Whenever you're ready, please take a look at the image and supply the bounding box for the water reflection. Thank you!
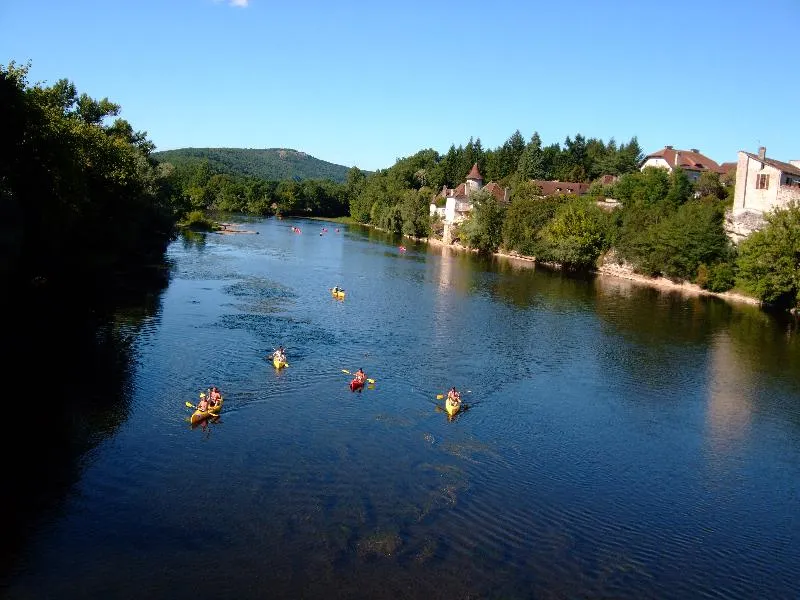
[180,229,208,250]
[1,263,170,583]
[705,331,753,456]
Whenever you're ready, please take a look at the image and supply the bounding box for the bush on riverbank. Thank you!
[736,201,800,309]
[178,210,218,232]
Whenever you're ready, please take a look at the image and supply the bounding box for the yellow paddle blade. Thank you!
[436,394,444,400]
[341,369,351,375]
[367,378,376,384]
[185,401,196,409]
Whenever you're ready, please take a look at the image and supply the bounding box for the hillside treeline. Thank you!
[163,157,349,217]
[152,148,350,183]
[1,62,176,291]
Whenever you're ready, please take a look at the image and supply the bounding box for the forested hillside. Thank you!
[152,147,352,183]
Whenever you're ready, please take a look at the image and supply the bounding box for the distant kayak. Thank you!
[350,378,365,392]
[273,356,288,369]
[331,289,345,299]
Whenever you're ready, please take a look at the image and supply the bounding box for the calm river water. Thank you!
[3,216,800,599]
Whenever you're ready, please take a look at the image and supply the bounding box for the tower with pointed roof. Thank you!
[465,163,483,194]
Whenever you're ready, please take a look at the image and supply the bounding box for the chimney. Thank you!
[665,145,673,150]
[675,151,680,167]
[758,146,766,160]
[690,148,699,153]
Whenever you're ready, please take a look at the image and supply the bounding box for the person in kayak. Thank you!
[447,387,461,404]
[209,386,222,407]
[197,392,210,412]
[355,368,366,384]
[271,346,286,363]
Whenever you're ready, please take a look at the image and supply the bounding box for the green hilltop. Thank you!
[151,147,353,183]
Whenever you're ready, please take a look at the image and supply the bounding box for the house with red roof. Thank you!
[430,163,509,224]
[530,180,590,196]
[640,146,726,182]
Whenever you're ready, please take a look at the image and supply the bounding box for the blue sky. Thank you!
[2,0,798,172]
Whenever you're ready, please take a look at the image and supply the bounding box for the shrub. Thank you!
[696,262,735,292]
[181,210,216,231]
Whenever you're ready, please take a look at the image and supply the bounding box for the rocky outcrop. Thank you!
[725,209,765,244]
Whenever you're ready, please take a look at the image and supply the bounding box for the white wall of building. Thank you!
[733,151,800,215]
[733,152,779,214]
[640,157,672,172]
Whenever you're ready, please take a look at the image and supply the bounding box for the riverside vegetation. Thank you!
[3,61,798,311]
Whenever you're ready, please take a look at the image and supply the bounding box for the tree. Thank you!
[0,61,176,286]
[502,190,563,257]
[650,199,731,281]
[612,167,671,208]
[517,132,545,180]
[538,198,607,269]
[400,187,431,238]
[617,137,643,173]
[664,167,693,209]
[346,166,366,198]
[461,189,506,254]
[736,201,800,307]
[695,170,726,200]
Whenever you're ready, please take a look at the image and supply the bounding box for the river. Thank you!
[3,216,799,599]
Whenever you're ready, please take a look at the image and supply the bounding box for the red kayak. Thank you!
[350,378,365,392]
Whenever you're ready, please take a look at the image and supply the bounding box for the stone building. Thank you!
[726,147,800,242]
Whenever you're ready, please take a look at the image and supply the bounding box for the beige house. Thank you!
[430,163,508,225]
[732,147,800,214]
[725,147,800,242]
[640,146,725,182]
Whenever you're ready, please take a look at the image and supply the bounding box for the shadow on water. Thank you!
[0,261,172,584]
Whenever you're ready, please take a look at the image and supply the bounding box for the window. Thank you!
[756,174,770,189]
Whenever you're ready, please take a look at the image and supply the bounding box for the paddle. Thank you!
[185,400,222,410]
[341,369,375,384]
[437,390,471,400]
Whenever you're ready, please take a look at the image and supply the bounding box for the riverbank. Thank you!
[423,235,762,307]
[303,217,763,308]
[216,222,259,235]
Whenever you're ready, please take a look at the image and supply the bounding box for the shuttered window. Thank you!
[756,174,770,189]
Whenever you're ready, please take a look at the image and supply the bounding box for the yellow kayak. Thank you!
[273,356,288,369]
[445,397,461,417]
[190,397,223,425]
[331,289,345,299]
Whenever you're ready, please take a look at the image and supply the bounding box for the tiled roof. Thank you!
[466,163,483,181]
[452,183,467,199]
[531,180,590,196]
[719,162,737,175]
[482,181,509,203]
[741,152,800,177]
[644,147,722,173]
